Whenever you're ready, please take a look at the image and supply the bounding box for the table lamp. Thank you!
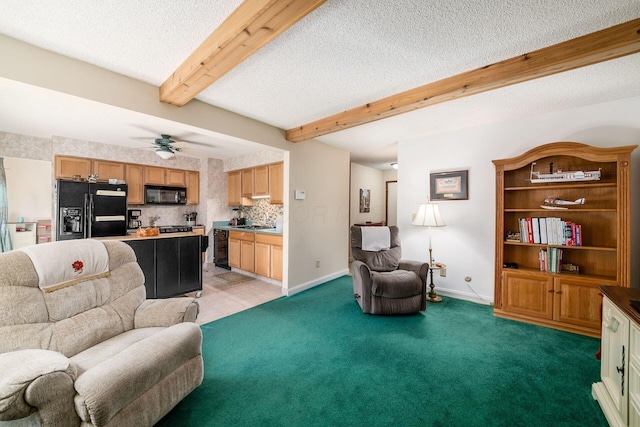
[411,202,446,266]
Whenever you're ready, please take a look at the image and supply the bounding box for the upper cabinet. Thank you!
[241,168,254,198]
[93,160,125,181]
[186,171,199,205]
[54,156,94,180]
[269,162,284,204]
[144,166,166,185]
[166,169,186,186]
[126,164,144,205]
[227,162,284,206]
[55,155,201,206]
[55,156,126,181]
[253,165,269,197]
[227,170,253,207]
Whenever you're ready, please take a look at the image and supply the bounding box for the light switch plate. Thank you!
[294,190,306,200]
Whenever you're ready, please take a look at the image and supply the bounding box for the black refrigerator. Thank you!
[57,180,128,240]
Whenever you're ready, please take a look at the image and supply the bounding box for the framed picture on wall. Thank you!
[359,188,370,212]
[430,170,468,200]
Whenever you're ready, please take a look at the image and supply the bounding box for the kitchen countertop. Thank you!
[94,231,202,241]
[212,222,282,236]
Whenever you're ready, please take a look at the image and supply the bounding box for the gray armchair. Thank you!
[351,226,428,314]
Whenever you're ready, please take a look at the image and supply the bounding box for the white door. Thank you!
[386,181,397,226]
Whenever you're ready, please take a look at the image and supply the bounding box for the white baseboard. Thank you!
[286,269,350,296]
[436,287,494,306]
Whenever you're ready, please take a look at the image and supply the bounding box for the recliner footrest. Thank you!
[370,270,422,298]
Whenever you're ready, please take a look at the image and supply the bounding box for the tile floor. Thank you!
[186,264,284,325]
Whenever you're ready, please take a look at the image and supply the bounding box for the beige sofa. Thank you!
[0,239,204,427]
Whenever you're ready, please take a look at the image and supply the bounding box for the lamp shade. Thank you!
[411,203,445,227]
[156,149,175,160]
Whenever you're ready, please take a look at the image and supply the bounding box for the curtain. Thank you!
[0,157,12,252]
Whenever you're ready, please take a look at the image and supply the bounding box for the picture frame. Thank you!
[359,188,370,212]
[430,170,468,200]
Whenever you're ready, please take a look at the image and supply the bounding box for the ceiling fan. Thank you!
[136,133,210,159]
[152,134,183,159]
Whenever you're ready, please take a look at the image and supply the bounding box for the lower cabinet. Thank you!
[255,233,283,281]
[124,235,202,298]
[593,287,640,427]
[229,231,254,272]
[229,231,283,280]
[498,270,611,336]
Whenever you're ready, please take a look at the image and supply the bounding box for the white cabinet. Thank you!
[7,222,37,250]
[593,289,640,427]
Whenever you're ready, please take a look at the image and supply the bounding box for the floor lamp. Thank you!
[411,202,446,266]
[412,202,446,302]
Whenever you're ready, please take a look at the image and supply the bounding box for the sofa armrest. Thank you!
[134,297,200,328]
[352,260,373,312]
[399,260,429,282]
[0,349,77,425]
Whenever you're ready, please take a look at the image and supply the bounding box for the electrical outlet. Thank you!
[316,259,320,268]
[439,268,446,277]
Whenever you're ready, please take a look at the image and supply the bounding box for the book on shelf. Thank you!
[515,217,582,246]
[532,217,541,244]
[540,247,563,273]
[539,218,548,244]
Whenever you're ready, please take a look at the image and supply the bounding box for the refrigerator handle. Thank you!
[87,193,94,239]
[83,193,88,239]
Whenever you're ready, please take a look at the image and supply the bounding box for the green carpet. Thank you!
[157,276,607,426]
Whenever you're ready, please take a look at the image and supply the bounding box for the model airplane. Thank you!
[541,197,586,210]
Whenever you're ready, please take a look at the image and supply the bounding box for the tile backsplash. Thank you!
[238,198,284,226]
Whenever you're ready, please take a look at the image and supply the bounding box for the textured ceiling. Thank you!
[1,0,640,169]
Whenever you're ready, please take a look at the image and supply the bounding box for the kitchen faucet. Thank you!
[263,212,270,227]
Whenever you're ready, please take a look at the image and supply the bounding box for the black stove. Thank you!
[158,225,193,234]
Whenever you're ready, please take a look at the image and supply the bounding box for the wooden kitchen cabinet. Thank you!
[227,170,253,206]
[93,160,125,181]
[166,168,186,186]
[186,170,199,205]
[227,170,242,206]
[253,165,269,197]
[269,162,284,204]
[493,142,636,337]
[144,166,166,185]
[255,233,283,280]
[242,168,254,197]
[240,240,255,272]
[126,164,144,204]
[229,231,255,272]
[55,155,93,179]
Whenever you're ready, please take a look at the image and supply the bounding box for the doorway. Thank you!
[385,180,397,226]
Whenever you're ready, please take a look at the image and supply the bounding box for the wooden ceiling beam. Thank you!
[160,0,326,107]
[286,18,640,143]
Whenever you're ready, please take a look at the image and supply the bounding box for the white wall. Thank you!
[350,163,385,225]
[3,157,51,222]
[398,95,640,304]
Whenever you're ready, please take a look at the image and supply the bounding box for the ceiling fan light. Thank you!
[156,149,175,159]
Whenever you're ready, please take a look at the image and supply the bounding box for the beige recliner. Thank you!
[0,239,203,427]
[351,225,428,314]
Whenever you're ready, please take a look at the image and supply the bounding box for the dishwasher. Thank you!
[213,228,231,270]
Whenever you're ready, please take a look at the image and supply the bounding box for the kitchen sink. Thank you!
[233,225,273,230]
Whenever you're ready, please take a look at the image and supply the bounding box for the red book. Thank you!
[526,217,534,244]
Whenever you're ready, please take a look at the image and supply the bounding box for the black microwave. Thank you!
[144,185,187,205]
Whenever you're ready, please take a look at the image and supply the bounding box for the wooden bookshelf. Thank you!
[492,142,636,337]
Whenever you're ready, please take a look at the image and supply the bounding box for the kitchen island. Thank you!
[96,231,203,298]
